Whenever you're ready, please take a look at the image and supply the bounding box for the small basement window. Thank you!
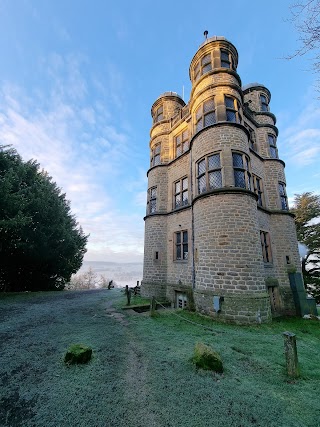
[176,292,188,309]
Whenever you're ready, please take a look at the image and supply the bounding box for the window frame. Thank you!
[253,174,264,207]
[232,152,252,190]
[225,95,241,123]
[147,186,157,214]
[260,230,272,263]
[197,153,222,195]
[195,98,216,132]
[260,94,269,112]
[174,230,189,261]
[173,177,188,209]
[244,123,257,151]
[220,49,232,69]
[268,134,278,159]
[175,129,189,158]
[194,61,200,81]
[201,53,212,74]
[154,105,163,123]
[279,182,289,210]
[194,53,213,81]
[151,143,161,167]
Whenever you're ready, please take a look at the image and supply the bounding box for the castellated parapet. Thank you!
[141,36,301,323]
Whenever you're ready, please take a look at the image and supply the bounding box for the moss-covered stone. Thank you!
[64,344,92,364]
[192,342,223,372]
[265,277,279,287]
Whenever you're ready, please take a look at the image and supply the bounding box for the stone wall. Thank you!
[142,36,300,324]
[194,289,271,324]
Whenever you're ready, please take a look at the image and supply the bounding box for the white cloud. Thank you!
[0,53,145,263]
[281,102,320,167]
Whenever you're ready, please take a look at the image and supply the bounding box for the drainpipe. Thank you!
[190,140,196,290]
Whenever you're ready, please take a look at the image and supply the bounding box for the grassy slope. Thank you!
[0,289,319,427]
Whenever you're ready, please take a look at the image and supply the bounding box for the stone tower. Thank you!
[141,36,302,323]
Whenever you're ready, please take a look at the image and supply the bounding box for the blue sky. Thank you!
[0,0,319,262]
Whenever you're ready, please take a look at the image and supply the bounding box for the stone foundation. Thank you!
[166,282,192,301]
[194,289,271,324]
[140,280,167,300]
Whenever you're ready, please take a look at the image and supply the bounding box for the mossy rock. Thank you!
[64,344,92,364]
[192,342,223,372]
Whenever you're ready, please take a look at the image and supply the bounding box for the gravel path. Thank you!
[0,289,157,427]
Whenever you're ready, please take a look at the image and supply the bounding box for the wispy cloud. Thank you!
[284,128,320,166]
[281,104,320,165]
[279,99,320,196]
[0,52,145,263]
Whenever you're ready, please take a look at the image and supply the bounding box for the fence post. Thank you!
[283,331,299,378]
[150,296,156,316]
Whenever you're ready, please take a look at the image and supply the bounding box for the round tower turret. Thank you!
[151,92,185,129]
[150,92,185,166]
[242,83,275,125]
[142,34,300,323]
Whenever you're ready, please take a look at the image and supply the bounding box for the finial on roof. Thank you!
[204,30,208,40]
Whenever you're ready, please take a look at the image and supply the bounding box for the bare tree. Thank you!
[82,267,97,289]
[287,1,320,73]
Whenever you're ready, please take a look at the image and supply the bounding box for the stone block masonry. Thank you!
[141,35,301,324]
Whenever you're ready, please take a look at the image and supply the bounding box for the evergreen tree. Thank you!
[0,146,88,291]
[292,192,320,302]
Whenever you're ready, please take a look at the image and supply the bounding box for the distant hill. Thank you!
[79,261,143,287]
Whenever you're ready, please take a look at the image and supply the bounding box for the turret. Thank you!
[141,34,302,323]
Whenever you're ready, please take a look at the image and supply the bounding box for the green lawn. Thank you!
[0,289,319,427]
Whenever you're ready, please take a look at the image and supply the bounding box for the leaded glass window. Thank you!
[195,99,216,132]
[175,129,189,158]
[197,153,222,194]
[260,231,272,263]
[253,175,263,207]
[193,53,213,82]
[174,177,188,209]
[147,187,157,214]
[194,62,200,81]
[244,123,256,151]
[175,230,188,261]
[268,134,278,159]
[154,105,163,123]
[279,182,288,210]
[221,49,231,68]
[260,94,268,112]
[232,152,251,190]
[201,54,212,74]
[151,143,161,166]
[225,96,240,123]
